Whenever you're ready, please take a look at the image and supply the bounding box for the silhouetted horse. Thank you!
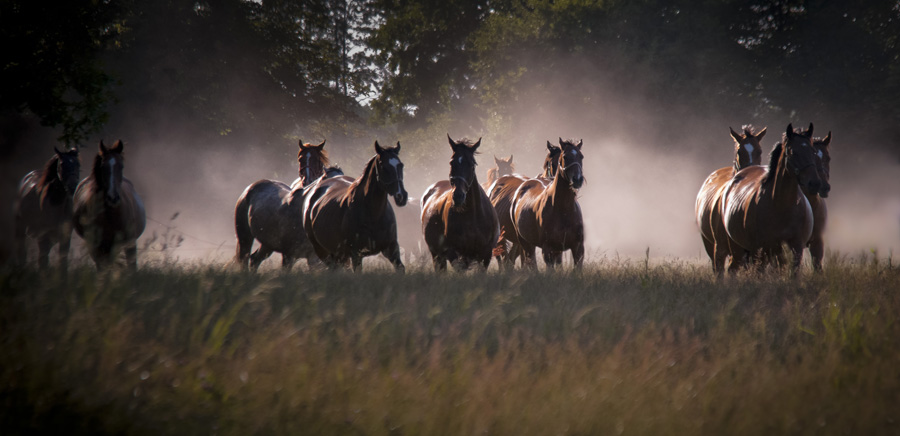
[488,141,562,269]
[695,126,766,274]
[421,135,500,271]
[510,138,585,269]
[234,140,329,270]
[304,141,408,271]
[806,131,832,270]
[15,147,81,270]
[73,140,146,270]
[290,139,328,189]
[722,123,825,271]
[483,155,515,190]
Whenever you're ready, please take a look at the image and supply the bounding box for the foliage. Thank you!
[2,257,899,434]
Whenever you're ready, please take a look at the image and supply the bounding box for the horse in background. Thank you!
[15,147,81,270]
[722,123,825,271]
[695,125,766,274]
[806,131,832,270]
[488,141,562,269]
[290,139,328,189]
[510,138,585,269]
[73,140,146,270]
[421,135,499,271]
[484,155,515,190]
[304,141,408,271]
[234,139,329,270]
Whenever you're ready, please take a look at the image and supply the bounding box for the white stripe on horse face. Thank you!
[457,156,464,164]
[107,157,117,197]
[743,143,755,163]
[817,150,823,159]
[388,157,400,169]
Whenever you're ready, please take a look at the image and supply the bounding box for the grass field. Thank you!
[2,254,899,435]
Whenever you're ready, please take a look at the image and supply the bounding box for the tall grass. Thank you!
[1,256,899,435]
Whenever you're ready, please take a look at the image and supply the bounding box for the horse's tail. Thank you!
[234,187,254,268]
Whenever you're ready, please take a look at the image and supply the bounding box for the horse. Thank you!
[721,123,825,271]
[488,141,562,269]
[72,140,146,270]
[510,138,585,269]
[233,139,329,270]
[15,147,81,270]
[303,141,408,272]
[290,139,328,189]
[421,135,500,271]
[483,155,515,190]
[695,125,766,274]
[806,132,832,270]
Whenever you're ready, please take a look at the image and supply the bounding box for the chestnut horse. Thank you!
[721,123,825,271]
[304,141,408,272]
[421,135,499,271]
[15,147,81,270]
[234,140,329,270]
[488,141,562,269]
[806,132,832,270]
[73,140,146,270]
[483,155,515,190]
[510,138,585,269]
[695,126,766,274]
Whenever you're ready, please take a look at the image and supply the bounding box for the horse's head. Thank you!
[782,123,824,196]
[729,125,766,171]
[448,134,480,207]
[493,155,515,177]
[323,164,344,179]
[297,139,328,187]
[812,132,832,198]
[95,140,126,206]
[54,146,81,194]
[374,140,408,206]
[557,138,584,190]
[542,141,562,178]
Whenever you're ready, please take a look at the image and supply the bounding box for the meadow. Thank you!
[2,254,899,435]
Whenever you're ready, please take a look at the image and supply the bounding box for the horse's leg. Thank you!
[59,226,72,275]
[808,236,825,272]
[383,242,405,273]
[37,238,51,270]
[125,243,138,271]
[15,218,26,266]
[431,252,448,273]
[234,196,254,268]
[520,242,537,270]
[701,235,717,272]
[350,254,363,272]
[249,245,274,270]
[572,242,585,269]
[281,254,295,271]
[541,250,558,269]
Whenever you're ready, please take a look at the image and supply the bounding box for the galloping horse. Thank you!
[510,138,585,269]
[234,139,329,270]
[421,135,499,271]
[15,147,81,270]
[695,126,766,273]
[304,141,408,272]
[721,124,825,271]
[483,155,515,190]
[488,141,562,269]
[73,140,146,270]
[806,132,832,270]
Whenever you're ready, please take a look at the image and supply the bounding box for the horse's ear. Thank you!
[374,140,384,154]
[547,141,554,152]
[447,134,456,150]
[395,141,401,153]
[507,154,513,163]
[576,139,583,149]
[729,127,742,143]
[54,146,63,156]
[806,122,814,137]
[821,131,832,147]
[472,137,481,150]
[99,140,108,154]
[785,123,794,138]
[111,140,124,153]
[317,139,326,149]
[756,127,767,141]
[558,137,565,147]
[494,155,501,165]
[298,139,305,149]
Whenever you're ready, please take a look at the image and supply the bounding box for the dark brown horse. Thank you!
[483,155,515,190]
[722,123,825,271]
[73,140,146,270]
[15,147,81,270]
[806,132,832,270]
[421,135,500,271]
[488,141,562,269]
[304,141,408,271]
[695,126,766,273]
[234,140,329,270]
[510,138,585,269]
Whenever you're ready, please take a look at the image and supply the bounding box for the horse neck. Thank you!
[465,174,487,212]
[546,170,577,209]
[764,150,802,208]
[350,157,388,216]
[38,157,67,204]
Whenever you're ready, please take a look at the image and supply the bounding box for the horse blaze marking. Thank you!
[388,157,400,169]
[817,150,823,159]
[743,143,755,163]
[458,156,464,163]
[107,158,117,197]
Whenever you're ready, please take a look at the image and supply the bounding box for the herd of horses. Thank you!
[14,123,832,274]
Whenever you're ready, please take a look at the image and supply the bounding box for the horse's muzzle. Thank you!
[571,175,584,190]
[817,181,831,198]
[452,189,467,207]
[394,190,408,207]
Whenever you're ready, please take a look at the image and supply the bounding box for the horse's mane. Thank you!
[37,154,60,190]
[346,155,379,200]
[763,142,783,185]
[559,138,580,147]
[741,125,759,136]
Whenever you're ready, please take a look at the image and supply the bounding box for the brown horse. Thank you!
[73,140,146,270]
[290,139,329,189]
[483,155,515,190]
[695,126,766,273]
[510,138,585,269]
[234,139,329,270]
[421,135,500,271]
[15,147,81,270]
[304,141,408,272]
[806,132,832,270]
[488,141,562,269]
[722,123,825,271]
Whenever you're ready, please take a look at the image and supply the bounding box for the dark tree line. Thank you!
[2,0,899,155]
